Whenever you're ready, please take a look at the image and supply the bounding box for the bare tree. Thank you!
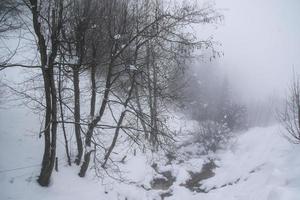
[84,0,222,174]
[61,0,96,166]
[25,0,64,186]
[1,0,222,184]
[79,0,133,177]
[57,64,72,166]
[279,75,300,144]
[195,120,231,154]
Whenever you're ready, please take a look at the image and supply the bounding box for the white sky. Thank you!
[200,0,300,102]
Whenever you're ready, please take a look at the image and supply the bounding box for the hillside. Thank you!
[1,105,299,200]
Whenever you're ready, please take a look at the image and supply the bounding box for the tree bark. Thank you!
[90,54,96,118]
[58,65,71,166]
[38,69,53,186]
[29,0,62,186]
[79,60,113,177]
[73,67,83,165]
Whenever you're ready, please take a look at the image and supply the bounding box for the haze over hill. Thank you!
[202,0,300,102]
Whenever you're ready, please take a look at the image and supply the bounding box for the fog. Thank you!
[198,0,300,102]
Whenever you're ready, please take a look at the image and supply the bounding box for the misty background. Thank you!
[182,0,300,127]
[214,0,300,101]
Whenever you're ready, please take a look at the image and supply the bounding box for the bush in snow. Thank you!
[193,120,231,154]
[279,75,300,144]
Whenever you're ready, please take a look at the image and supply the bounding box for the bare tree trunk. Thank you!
[72,0,94,165]
[90,47,97,118]
[38,66,58,186]
[58,65,71,166]
[78,48,97,176]
[73,67,83,165]
[152,53,158,148]
[132,36,148,139]
[146,46,155,146]
[90,64,96,118]
[79,61,113,177]
[102,73,136,168]
[29,0,63,186]
[49,65,58,177]
[134,83,148,138]
[38,70,53,186]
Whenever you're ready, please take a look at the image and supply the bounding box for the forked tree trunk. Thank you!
[79,61,113,177]
[102,73,136,168]
[29,0,62,186]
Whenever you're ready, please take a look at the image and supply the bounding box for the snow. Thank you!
[169,125,300,200]
[129,65,138,71]
[114,34,121,40]
[1,103,300,200]
[173,168,190,185]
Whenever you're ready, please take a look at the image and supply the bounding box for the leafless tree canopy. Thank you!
[0,0,23,34]
[1,0,223,186]
[279,75,300,144]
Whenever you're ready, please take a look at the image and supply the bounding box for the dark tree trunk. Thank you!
[55,157,58,172]
[102,74,135,168]
[78,49,97,176]
[152,59,158,147]
[58,65,71,166]
[146,47,155,145]
[132,43,148,139]
[38,67,58,186]
[90,62,96,118]
[79,61,114,177]
[38,70,53,186]
[29,0,63,186]
[73,67,83,165]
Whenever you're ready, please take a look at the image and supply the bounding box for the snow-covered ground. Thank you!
[171,126,300,200]
[1,103,300,200]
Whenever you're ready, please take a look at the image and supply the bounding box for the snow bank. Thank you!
[169,125,300,200]
[1,102,300,200]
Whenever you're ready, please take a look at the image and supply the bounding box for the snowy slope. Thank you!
[169,126,300,200]
[1,101,300,200]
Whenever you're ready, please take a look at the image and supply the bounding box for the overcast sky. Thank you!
[2,0,300,103]
[200,0,300,102]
